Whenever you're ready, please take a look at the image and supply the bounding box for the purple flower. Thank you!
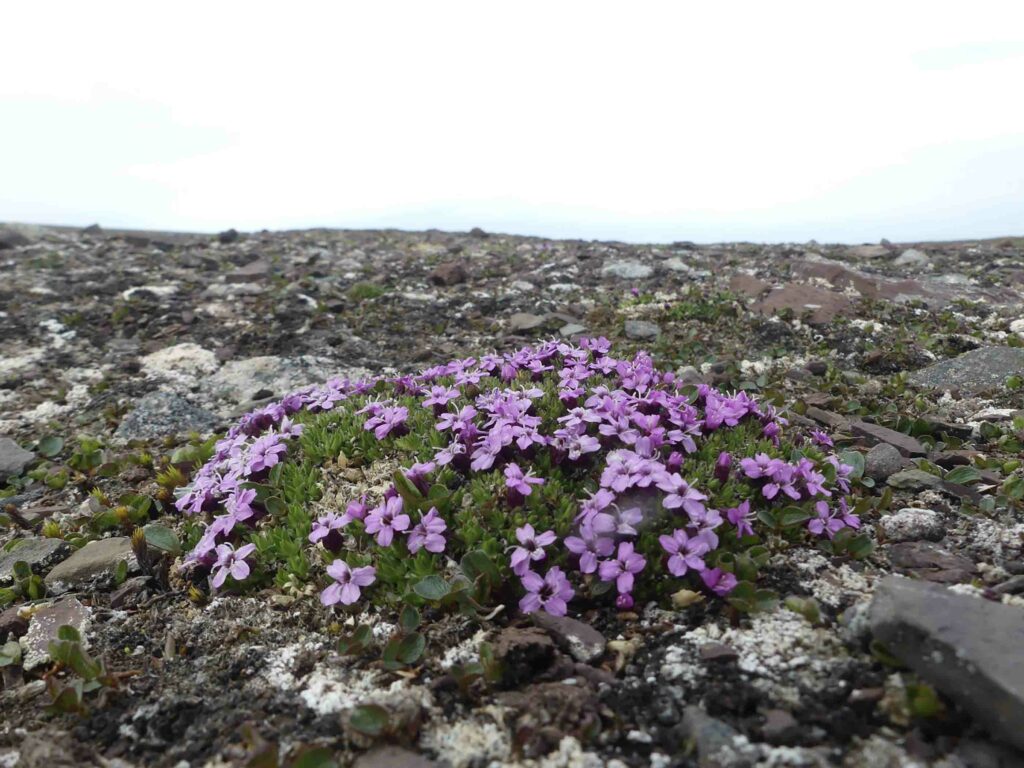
[504,463,545,497]
[701,567,738,596]
[247,434,287,474]
[309,510,349,550]
[519,566,575,616]
[837,497,861,529]
[364,405,409,440]
[739,453,776,479]
[658,529,710,577]
[808,500,845,539]
[659,474,709,519]
[341,497,369,523]
[810,429,834,448]
[598,541,646,595]
[364,496,411,546]
[509,524,557,576]
[715,452,732,482]
[320,560,376,606]
[725,500,756,538]
[211,543,256,589]
[423,385,461,412]
[407,507,447,554]
[564,522,615,574]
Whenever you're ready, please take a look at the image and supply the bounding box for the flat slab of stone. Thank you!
[0,437,34,483]
[850,421,926,456]
[908,347,1024,394]
[114,391,220,442]
[20,597,91,670]
[889,541,975,583]
[751,284,853,325]
[869,576,1024,751]
[0,538,71,584]
[623,320,660,341]
[531,612,606,663]
[44,537,135,594]
[601,260,653,280]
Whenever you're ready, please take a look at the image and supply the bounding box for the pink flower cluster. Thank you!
[177,338,854,613]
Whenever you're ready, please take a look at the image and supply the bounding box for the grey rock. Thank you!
[676,366,704,386]
[217,228,239,244]
[869,576,1024,751]
[761,708,800,745]
[428,261,468,286]
[0,437,34,483]
[531,612,606,663]
[623,319,661,341]
[865,442,904,481]
[114,391,220,442]
[894,248,928,267]
[889,541,976,584]
[992,575,1024,596]
[886,469,942,491]
[225,258,272,283]
[202,355,355,406]
[20,597,91,670]
[850,421,927,456]
[507,312,546,332]
[601,260,653,280]
[878,508,944,542]
[954,738,1024,768]
[0,225,31,250]
[0,538,71,584]
[847,244,889,259]
[44,537,135,594]
[909,347,1024,394]
[559,322,586,337]
[680,706,756,768]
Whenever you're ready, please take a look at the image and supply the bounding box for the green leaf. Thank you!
[399,605,421,634]
[944,465,982,485]
[57,624,82,642]
[37,435,63,458]
[396,632,425,665]
[348,704,390,736]
[839,450,865,480]
[288,747,338,768]
[143,523,181,555]
[11,560,31,581]
[777,507,811,527]
[412,575,450,601]
[114,559,128,585]
[0,640,22,666]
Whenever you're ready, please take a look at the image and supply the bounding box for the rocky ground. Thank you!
[1,222,1023,768]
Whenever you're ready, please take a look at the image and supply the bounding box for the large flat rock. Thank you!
[869,576,1024,750]
[908,347,1024,394]
[44,537,135,594]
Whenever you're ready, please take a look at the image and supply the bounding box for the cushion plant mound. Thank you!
[175,338,865,616]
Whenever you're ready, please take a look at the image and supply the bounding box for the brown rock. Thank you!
[0,605,29,641]
[850,421,927,456]
[761,708,800,745]
[752,284,853,325]
[428,261,468,286]
[354,747,435,768]
[805,406,850,431]
[889,541,976,584]
[225,259,272,283]
[492,627,556,686]
[699,642,739,663]
[728,274,772,298]
[531,612,606,663]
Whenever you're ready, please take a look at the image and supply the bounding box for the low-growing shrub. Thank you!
[175,339,862,615]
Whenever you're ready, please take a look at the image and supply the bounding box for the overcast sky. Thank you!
[2,2,1022,243]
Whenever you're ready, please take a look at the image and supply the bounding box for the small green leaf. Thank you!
[57,624,82,642]
[37,435,64,458]
[412,575,450,601]
[0,640,22,666]
[114,559,128,585]
[11,560,31,580]
[288,747,338,768]
[396,632,425,665]
[348,704,390,736]
[143,523,181,555]
[399,605,421,633]
[839,450,865,480]
[944,465,982,485]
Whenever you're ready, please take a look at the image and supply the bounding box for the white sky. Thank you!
[2,1,1023,243]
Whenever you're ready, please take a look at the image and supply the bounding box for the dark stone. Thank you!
[908,347,1024,395]
[428,261,468,286]
[992,575,1024,596]
[0,226,31,250]
[865,443,904,481]
[805,360,828,376]
[469,227,489,238]
[933,450,976,470]
[699,642,739,663]
[869,576,1024,751]
[217,228,240,244]
[81,223,103,235]
[491,627,555,686]
[0,538,71,584]
[850,421,927,456]
[114,391,220,442]
[531,612,606,663]
[0,605,29,640]
[680,706,755,767]
[804,407,849,431]
[889,541,976,584]
[0,437,34,483]
[761,709,800,745]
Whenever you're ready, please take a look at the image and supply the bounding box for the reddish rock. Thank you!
[751,284,853,325]
[850,421,927,456]
[428,261,468,286]
[729,274,772,298]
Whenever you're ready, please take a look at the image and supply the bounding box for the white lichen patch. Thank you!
[439,628,489,670]
[806,563,873,608]
[142,342,219,382]
[419,709,512,768]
